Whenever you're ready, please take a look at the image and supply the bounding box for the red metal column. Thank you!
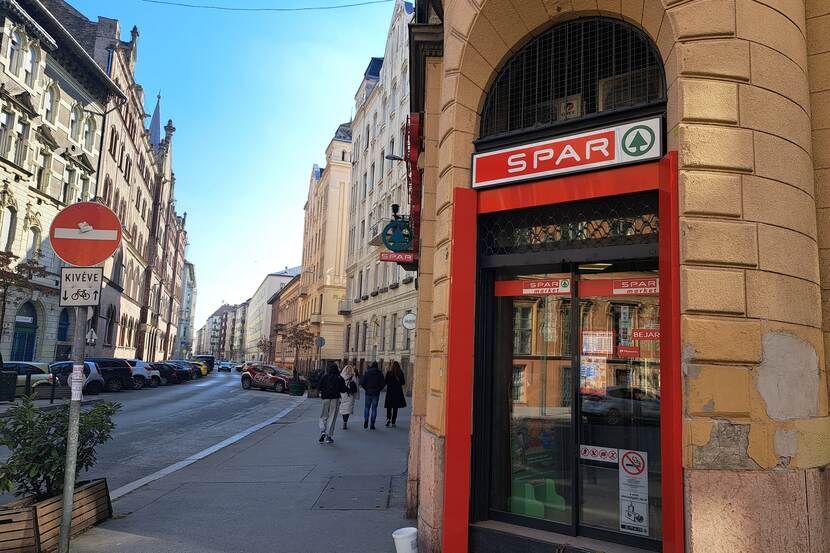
[441,187,478,553]
[658,151,684,553]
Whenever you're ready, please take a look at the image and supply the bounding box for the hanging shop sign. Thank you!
[472,117,662,189]
[380,251,416,263]
[381,218,414,252]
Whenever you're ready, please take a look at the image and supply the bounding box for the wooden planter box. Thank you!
[0,478,112,552]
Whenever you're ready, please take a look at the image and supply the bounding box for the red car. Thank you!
[240,364,306,393]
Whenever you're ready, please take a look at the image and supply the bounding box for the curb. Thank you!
[0,398,104,418]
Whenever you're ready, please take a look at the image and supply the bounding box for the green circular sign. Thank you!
[621,125,656,157]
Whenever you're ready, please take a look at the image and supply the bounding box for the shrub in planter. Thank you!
[306,369,324,398]
[0,396,121,500]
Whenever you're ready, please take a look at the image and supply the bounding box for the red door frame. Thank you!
[441,152,682,553]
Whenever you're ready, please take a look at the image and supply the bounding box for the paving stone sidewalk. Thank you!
[70,393,413,553]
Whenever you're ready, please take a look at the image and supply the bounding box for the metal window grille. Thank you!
[478,192,658,257]
[480,18,665,140]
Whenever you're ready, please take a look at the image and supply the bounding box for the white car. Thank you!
[125,359,161,389]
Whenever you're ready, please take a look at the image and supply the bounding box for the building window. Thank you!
[57,308,71,342]
[35,151,50,190]
[23,47,37,87]
[480,17,665,140]
[511,365,526,403]
[69,107,81,141]
[380,316,386,351]
[0,207,16,252]
[25,227,40,260]
[104,305,116,346]
[390,314,397,351]
[513,306,532,355]
[405,310,412,351]
[83,119,95,150]
[8,32,21,75]
[361,321,368,352]
[12,120,28,167]
[62,167,75,204]
[43,87,56,123]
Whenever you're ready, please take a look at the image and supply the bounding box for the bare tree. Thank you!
[0,251,55,352]
[276,323,315,377]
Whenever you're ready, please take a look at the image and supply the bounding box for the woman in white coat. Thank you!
[339,364,360,429]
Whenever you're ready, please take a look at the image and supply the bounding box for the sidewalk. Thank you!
[0,397,101,417]
[70,394,413,553]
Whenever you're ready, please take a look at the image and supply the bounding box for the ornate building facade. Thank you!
[0,0,121,362]
[342,0,417,381]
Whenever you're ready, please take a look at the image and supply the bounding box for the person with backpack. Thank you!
[384,361,407,427]
[339,364,359,429]
[318,362,347,444]
[360,361,385,430]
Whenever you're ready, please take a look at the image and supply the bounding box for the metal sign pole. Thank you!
[58,306,87,553]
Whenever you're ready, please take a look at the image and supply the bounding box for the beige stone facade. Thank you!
[408,0,830,551]
[343,0,418,379]
[298,124,352,370]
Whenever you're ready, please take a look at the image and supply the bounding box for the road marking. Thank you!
[109,397,306,501]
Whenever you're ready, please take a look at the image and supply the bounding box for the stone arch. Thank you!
[447,0,677,164]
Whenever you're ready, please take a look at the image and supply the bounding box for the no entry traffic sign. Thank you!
[49,202,122,267]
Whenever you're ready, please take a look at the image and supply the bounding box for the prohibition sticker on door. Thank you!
[618,449,649,535]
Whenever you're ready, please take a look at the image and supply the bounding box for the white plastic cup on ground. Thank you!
[392,527,418,553]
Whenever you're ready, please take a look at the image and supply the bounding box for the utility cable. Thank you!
[138,0,393,11]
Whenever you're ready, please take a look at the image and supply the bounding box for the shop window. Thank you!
[480,18,665,141]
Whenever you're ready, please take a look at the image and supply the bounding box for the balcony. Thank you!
[338,299,352,315]
[310,312,322,324]
[369,222,384,247]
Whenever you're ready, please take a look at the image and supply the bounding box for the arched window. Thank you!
[25,227,40,259]
[104,305,116,346]
[57,308,71,342]
[112,247,124,286]
[103,177,113,205]
[23,46,37,87]
[69,107,81,140]
[8,31,21,74]
[43,86,56,123]
[480,18,665,141]
[0,207,16,252]
[83,119,94,150]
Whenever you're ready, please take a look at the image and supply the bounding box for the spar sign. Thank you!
[472,117,662,189]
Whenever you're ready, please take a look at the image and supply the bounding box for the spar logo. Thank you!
[621,125,656,157]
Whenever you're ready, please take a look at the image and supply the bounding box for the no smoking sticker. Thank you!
[618,449,649,535]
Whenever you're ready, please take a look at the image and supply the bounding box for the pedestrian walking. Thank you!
[339,364,359,429]
[360,361,385,430]
[318,363,347,444]
[384,361,407,427]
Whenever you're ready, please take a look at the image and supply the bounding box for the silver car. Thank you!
[49,361,107,395]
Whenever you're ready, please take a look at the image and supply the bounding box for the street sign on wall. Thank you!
[472,117,662,189]
[49,202,122,267]
[59,267,103,307]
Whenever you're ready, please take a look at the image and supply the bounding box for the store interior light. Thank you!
[579,263,613,271]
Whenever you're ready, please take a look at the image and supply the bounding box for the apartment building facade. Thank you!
[342,0,417,381]
[243,267,300,361]
[298,125,352,371]
[176,260,196,357]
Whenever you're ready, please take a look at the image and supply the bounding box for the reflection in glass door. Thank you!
[489,274,574,526]
[486,267,661,549]
[578,270,661,541]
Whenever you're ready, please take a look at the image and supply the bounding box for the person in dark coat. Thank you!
[384,361,407,427]
[360,361,385,430]
[317,363,347,444]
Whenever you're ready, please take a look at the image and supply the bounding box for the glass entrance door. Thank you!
[486,266,661,550]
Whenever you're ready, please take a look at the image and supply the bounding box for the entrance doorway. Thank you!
[482,265,661,550]
[11,302,38,361]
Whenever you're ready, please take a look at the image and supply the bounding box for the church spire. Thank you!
[149,92,161,150]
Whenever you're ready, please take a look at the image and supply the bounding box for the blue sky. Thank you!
[72,0,395,327]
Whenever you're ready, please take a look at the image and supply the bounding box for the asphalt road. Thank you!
[1,370,301,500]
[86,369,301,491]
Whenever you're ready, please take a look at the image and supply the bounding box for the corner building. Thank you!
[407,1,830,552]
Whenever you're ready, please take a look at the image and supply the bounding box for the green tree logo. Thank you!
[621,125,656,157]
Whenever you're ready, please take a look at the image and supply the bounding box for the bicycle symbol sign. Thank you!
[60,267,104,307]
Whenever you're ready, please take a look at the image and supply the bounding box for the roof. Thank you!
[334,121,352,142]
[266,274,300,305]
[365,57,383,80]
[270,265,301,278]
[149,94,161,149]
[25,0,124,101]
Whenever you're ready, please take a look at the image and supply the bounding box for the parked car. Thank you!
[240,364,304,393]
[582,386,660,425]
[235,362,251,373]
[216,361,233,372]
[124,359,161,389]
[193,355,215,372]
[167,360,202,379]
[150,362,185,385]
[192,360,209,377]
[85,358,134,392]
[4,362,54,397]
[49,361,106,395]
